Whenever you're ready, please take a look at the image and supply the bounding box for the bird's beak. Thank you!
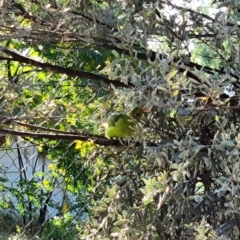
[141,108,147,115]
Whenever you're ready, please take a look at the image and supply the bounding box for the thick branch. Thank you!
[1,49,132,88]
[0,128,121,146]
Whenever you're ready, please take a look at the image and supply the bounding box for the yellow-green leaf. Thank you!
[114,219,127,226]
[167,69,178,81]
[173,90,179,96]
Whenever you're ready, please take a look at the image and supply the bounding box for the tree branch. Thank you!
[1,48,132,88]
[0,127,117,146]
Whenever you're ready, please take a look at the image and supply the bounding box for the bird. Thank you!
[103,107,146,139]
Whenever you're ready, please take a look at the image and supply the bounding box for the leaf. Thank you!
[219,140,235,149]
[114,219,127,226]
[125,228,143,234]
[131,75,142,87]
[143,195,153,205]
[171,163,179,169]
[173,90,179,96]
[217,189,227,198]
[110,232,120,237]
[232,184,237,196]
[112,50,120,58]
[115,175,127,185]
[173,140,181,146]
[107,186,117,198]
[126,207,138,218]
[171,192,181,205]
[228,26,238,34]
[215,144,225,151]
[112,227,121,232]
[233,161,239,173]
[224,166,231,175]
[171,170,181,182]
[157,86,168,91]
[167,69,178,81]
[217,0,231,8]
[154,182,165,190]
[178,150,188,159]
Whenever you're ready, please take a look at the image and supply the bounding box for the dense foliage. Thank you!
[0,0,240,239]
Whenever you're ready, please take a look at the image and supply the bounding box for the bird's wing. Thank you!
[108,113,127,127]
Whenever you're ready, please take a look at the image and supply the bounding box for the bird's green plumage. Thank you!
[104,107,145,139]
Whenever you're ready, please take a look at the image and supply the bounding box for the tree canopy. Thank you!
[0,0,240,239]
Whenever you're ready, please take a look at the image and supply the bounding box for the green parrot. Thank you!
[103,107,146,139]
